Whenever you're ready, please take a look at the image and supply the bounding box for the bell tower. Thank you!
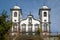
[39,6,51,36]
[10,5,22,35]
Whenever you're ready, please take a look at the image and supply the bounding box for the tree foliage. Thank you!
[15,27,43,40]
[16,35,43,40]
[36,28,42,35]
[0,10,12,40]
[58,35,60,40]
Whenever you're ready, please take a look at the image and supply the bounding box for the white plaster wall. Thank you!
[11,10,21,32]
[20,17,40,32]
[41,10,50,32]
[42,24,44,31]
[11,26,19,32]
[20,19,28,32]
[42,11,49,22]
[32,18,40,32]
[42,24,50,32]
[12,11,20,22]
[47,24,50,32]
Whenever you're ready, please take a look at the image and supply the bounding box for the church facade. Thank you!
[10,5,51,36]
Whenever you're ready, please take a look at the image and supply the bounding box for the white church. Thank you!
[10,5,51,36]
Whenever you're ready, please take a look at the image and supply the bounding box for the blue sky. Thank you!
[0,0,60,32]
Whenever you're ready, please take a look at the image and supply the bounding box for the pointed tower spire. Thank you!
[29,11,32,16]
[16,3,18,6]
[14,1,18,6]
[42,0,47,6]
[28,11,33,17]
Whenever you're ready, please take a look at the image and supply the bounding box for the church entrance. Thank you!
[28,23,32,35]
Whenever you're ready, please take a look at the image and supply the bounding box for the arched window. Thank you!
[14,12,17,17]
[13,23,17,32]
[14,23,17,26]
[44,12,47,17]
[22,24,26,32]
[28,24,32,32]
[28,24,32,35]
[44,23,47,32]
[35,24,39,32]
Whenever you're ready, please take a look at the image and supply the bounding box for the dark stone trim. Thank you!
[41,22,51,24]
[10,8,20,11]
[10,9,22,15]
[40,8,51,11]
[39,9,51,15]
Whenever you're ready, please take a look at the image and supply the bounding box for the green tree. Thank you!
[36,28,42,35]
[58,35,60,40]
[0,10,12,40]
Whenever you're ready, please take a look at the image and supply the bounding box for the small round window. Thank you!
[44,20,46,22]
